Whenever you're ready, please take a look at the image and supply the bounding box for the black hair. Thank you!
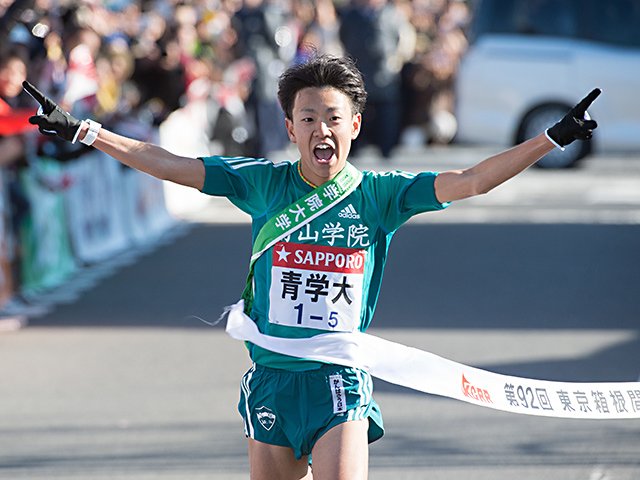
[0,44,29,70]
[277,54,367,120]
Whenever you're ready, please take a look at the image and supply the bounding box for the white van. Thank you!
[455,0,640,167]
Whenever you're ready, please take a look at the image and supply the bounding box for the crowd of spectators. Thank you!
[1,0,470,160]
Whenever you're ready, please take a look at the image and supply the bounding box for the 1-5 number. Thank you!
[293,303,339,328]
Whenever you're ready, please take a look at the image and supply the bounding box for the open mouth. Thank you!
[313,144,335,162]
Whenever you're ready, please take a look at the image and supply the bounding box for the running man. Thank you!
[23,54,599,480]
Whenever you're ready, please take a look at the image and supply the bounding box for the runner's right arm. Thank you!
[86,127,205,190]
[22,80,205,190]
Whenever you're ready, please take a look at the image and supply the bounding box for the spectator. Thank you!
[291,0,343,64]
[0,45,34,309]
[0,46,33,136]
[400,0,470,146]
[60,26,101,114]
[130,9,187,124]
[207,56,257,156]
[339,0,415,159]
[95,39,136,118]
[232,0,292,156]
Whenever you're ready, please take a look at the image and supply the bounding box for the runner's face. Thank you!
[286,86,361,186]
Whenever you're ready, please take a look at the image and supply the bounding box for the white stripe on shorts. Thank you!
[347,370,361,421]
[348,369,371,422]
[241,364,257,437]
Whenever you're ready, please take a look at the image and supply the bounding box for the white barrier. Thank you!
[121,168,175,245]
[63,137,175,266]
[19,159,77,294]
[64,152,130,264]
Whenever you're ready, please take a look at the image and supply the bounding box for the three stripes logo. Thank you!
[338,204,360,220]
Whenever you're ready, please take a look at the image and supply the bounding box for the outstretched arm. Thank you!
[22,81,205,190]
[434,88,601,204]
[81,126,205,190]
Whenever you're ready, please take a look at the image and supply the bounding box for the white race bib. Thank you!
[268,242,365,332]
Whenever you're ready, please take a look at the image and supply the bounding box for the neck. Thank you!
[297,161,319,188]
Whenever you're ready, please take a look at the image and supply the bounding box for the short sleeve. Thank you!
[199,156,290,216]
[200,156,249,199]
[400,171,450,217]
[365,170,449,231]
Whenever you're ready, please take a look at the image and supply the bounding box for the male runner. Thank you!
[23,54,599,480]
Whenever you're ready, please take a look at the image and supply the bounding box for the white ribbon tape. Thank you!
[225,300,640,419]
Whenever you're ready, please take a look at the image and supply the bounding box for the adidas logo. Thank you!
[338,204,360,220]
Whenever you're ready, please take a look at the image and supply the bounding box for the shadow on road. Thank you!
[376,223,640,330]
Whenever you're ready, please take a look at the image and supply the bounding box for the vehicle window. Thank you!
[582,0,640,48]
[471,0,640,48]
[470,0,579,40]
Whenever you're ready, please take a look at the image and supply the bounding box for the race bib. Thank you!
[268,242,365,332]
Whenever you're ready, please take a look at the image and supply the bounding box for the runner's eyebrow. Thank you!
[298,107,341,114]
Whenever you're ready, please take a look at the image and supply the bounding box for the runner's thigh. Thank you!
[248,438,311,480]
[310,419,369,480]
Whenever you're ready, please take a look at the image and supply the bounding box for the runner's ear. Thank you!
[351,113,362,140]
[285,117,297,143]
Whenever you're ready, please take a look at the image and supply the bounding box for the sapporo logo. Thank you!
[255,406,276,431]
[462,374,493,403]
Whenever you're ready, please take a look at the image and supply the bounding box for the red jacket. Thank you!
[0,97,35,135]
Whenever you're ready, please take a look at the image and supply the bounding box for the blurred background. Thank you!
[1,1,639,479]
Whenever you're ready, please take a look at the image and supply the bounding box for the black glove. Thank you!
[546,88,601,147]
[22,80,82,142]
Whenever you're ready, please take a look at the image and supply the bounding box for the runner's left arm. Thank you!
[434,88,600,204]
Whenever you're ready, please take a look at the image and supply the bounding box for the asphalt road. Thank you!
[1,147,639,480]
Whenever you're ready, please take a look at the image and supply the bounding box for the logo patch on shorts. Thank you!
[329,374,347,414]
[255,406,276,431]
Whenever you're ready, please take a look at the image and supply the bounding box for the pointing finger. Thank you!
[28,115,49,127]
[22,81,50,110]
[574,88,602,116]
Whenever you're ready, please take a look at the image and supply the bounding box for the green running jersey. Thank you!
[201,156,449,370]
